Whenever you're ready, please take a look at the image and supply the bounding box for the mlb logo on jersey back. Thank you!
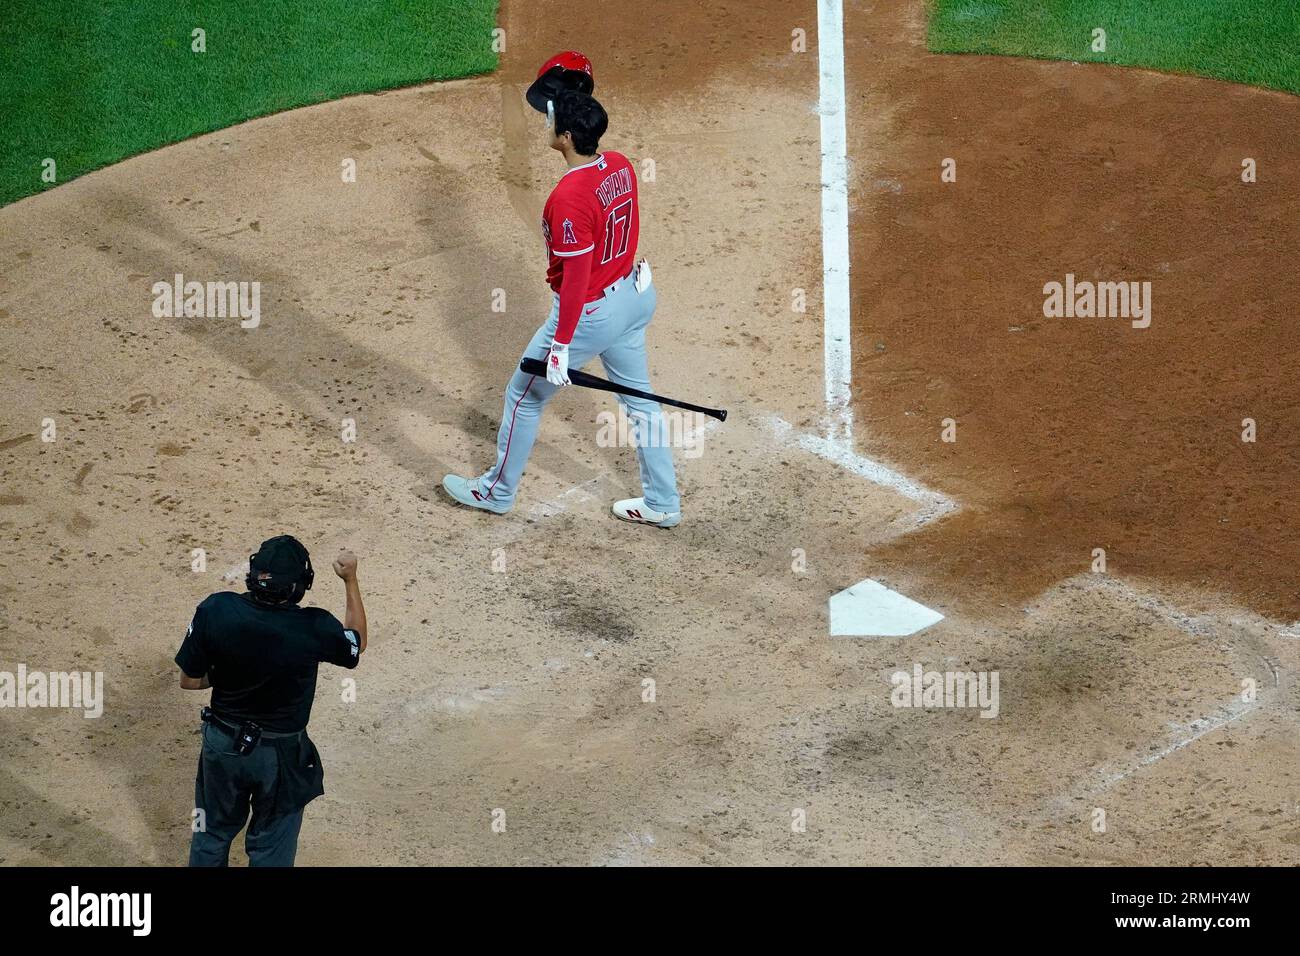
[597,158,607,169]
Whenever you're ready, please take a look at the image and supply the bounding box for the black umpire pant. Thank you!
[189,722,311,867]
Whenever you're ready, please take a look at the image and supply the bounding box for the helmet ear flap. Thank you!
[284,542,313,603]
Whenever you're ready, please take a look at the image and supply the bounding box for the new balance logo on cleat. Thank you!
[612,497,681,529]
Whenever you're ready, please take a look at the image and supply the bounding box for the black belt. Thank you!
[201,708,303,740]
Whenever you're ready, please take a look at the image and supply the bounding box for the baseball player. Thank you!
[441,81,681,528]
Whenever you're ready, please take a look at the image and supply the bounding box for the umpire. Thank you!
[175,534,368,866]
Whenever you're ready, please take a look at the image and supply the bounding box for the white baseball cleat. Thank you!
[611,497,680,529]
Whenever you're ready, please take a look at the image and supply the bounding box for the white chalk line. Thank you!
[526,475,606,521]
[817,0,853,444]
[1032,695,1265,828]
[767,415,957,525]
[680,415,726,448]
[1077,575,1280,792]
[1096,696,1262,791]
[1078,575,1222,639]
[1033,574,1291,816]
[1081,574,1300,645]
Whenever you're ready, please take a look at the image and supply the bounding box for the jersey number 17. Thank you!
[601,199,633,265]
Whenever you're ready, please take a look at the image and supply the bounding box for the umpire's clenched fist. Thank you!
[333,550,359,580]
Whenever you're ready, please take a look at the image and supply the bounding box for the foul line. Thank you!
[817,0,853,443]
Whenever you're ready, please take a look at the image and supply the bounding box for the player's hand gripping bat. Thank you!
[519,357,727,422]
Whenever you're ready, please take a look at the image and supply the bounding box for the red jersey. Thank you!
[542,152,639,343]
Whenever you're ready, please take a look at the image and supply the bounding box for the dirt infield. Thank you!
[846,0,1300,623]
[1,0,1297,866]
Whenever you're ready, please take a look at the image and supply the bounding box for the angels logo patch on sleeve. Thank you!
[561,218,577,245]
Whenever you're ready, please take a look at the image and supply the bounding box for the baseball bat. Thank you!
[519,357,727,422]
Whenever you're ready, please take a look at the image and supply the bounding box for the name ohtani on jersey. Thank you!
[595,167,633,207]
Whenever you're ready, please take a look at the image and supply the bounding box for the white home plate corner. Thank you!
[830,578,944,638]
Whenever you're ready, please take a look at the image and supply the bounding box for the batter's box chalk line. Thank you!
[525,475,605,521]
[1033,694,1266,825]
[765,415,957,525]
[1026,575,1289,818]
[1080,574,1299,644]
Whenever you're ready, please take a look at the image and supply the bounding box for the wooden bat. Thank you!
[519,357,727,422]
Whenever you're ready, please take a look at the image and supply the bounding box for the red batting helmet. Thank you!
[526,50,595,113]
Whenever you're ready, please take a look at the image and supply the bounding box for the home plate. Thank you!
[829,579,944,637]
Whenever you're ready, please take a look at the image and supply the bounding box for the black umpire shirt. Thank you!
[175,591,361,733]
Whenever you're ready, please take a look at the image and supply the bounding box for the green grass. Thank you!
[0,0,499,206]
[929,0,1300,95]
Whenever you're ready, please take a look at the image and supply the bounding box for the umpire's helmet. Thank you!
[246,534,315,605]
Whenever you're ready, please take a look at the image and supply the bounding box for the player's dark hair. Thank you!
[553,91,608,156]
